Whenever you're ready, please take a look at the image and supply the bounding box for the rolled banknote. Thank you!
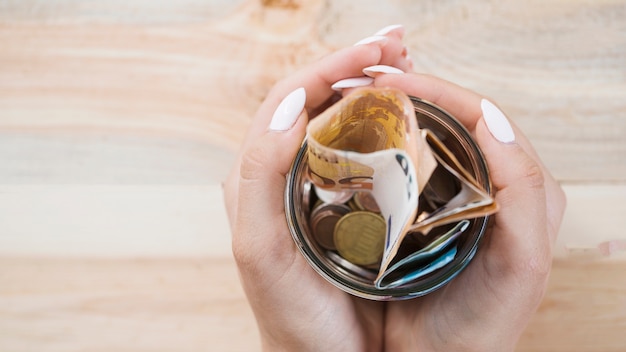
[306,87,437,281]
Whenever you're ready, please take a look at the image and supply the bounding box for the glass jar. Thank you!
[285,96,493,300]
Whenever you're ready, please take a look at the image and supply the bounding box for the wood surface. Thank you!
[1,0,625,351]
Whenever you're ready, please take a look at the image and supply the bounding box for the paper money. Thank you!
[407,130,499,235]
[306,87,437,281]
[376,220,469,289]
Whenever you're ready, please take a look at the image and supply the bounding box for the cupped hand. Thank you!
[374,74,567,351]
[223,26,410,352]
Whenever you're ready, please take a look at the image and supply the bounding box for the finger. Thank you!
[378,40,411,73]
[385,44,413,73]
[232,88,308,268]
[374,73,484,130]
[329,64,407,97]
[471,106,567,243]
[369,24,409,71]
[475,101,552,279]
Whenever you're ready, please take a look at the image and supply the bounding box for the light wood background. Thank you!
[1,0,625,351]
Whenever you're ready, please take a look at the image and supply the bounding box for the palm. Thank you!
[384,250,493,346]
[283,236,493,350]
[273,248,386,351]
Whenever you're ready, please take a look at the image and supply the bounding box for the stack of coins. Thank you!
[309,188,385,272]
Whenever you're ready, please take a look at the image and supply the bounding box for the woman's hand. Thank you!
[223,25,410,352]
[374,74,566,351]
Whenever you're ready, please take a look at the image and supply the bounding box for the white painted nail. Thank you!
[374,24,403,36]
[269,87,306,131]
[481,99,515,143]
[331,77,374,91]
[353,35,388,46]
[362,65,404,77]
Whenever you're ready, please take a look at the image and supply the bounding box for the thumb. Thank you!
[476,99,550,286]
[233,88,308,268]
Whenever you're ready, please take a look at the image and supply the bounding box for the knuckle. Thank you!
[520,158,545,190]
[239,144,268,182]
[231,237,259,272]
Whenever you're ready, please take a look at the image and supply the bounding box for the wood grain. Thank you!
[1,0,625,350]
[0,257,262,352]
[1,0,624,184]
[1,256,625,352]
[0,185,624,351]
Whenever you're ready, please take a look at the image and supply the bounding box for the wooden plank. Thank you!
[0,184,624,257]
[555,184,626,259]
[517,259,626,352]
[0,257,261,352]
[0,185,231,257]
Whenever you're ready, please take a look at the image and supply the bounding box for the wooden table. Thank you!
[1,1,625,350]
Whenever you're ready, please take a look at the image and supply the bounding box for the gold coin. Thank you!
[334,211,386,266]
[310,203,351,250]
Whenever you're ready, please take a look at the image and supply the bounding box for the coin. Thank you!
[310,203,351,250]
[302,178,313,217]
[350,191,380,213]
[314,186,354,204]
[325,251,377,282]
[334,211,386,266]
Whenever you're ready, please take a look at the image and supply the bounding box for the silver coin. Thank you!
[309,203,351,250]
[314,186,354,204]
[325,251,377,281]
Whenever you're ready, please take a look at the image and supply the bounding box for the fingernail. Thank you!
[331,77,374,91]
[353,35,388,46]
[363,65,404,77]
[269,87,306,131]
[374,24,403,36]
[481,99,515,143]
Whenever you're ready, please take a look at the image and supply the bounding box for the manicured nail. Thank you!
[354,35,388,46]
[269,87,306,131]
[374,24,403,36]
[481,99,515,143]
[331,77,374,91]
[363,65,404,77]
